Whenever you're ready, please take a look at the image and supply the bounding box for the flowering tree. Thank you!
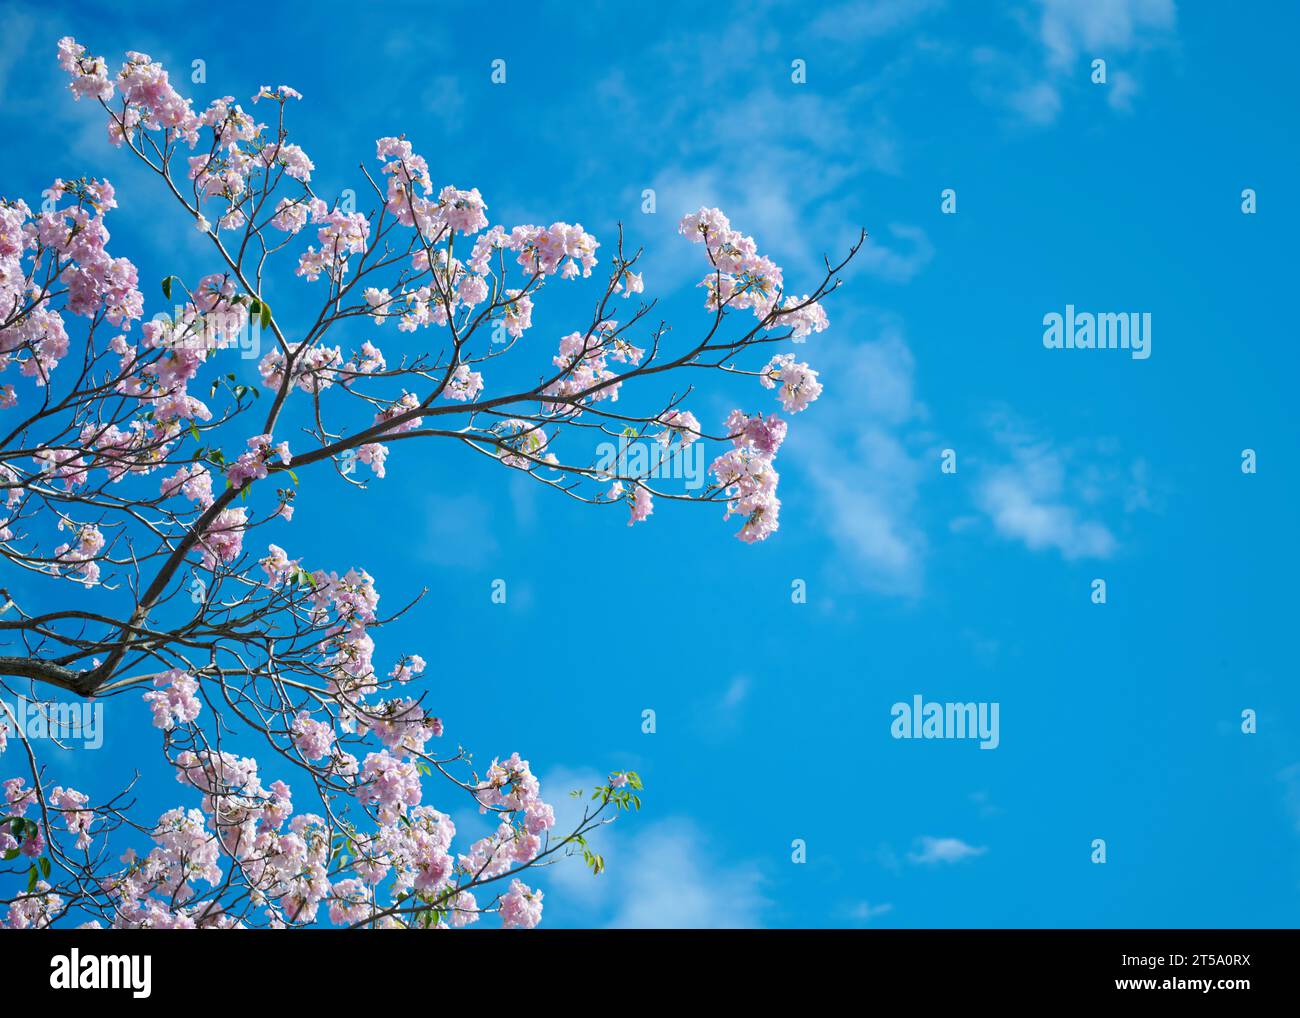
[0,38,860,929]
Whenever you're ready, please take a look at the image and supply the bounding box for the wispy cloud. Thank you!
[908,836,987,865]
[973,0,1177,124]
[0,6,38,103]
[847,900,895,923]
[1008,80,1063,125]
[1037,0,1176,71]
[540,768,768,928]
[970,416,1148,560]
[606,821,768,928]
[809,0,946,41]
[791,317,929,595]
[976,455,1118,559]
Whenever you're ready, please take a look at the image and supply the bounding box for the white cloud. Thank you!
[977,463,1117,559]
[848,900,895,923]
[908,836,987,865]
[1106,69,1140,112]
[539,769,768,928]
[789,320,929,595]
[1009,81,1063,125]
[606,821,768,928]
[1038,0,1176,70]
[974,0,1176,125]
[805,445,925,588]
[973,425,1121,560]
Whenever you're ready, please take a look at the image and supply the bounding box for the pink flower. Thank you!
[291,712,336,762]
[198,508,247,568]
[628,484,653,526]
[143,669,202,730]
[498,879,543,929]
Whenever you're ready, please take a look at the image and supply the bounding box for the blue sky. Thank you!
[1,0,1297,927]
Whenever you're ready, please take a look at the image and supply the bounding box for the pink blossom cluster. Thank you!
[656,408,701,446]
[227,433,291,487]
[56,37,112,102]
[367,249,491,334]
[360,697,442,756]
[773,294,830,339]
[34,446,89,490]
[348,806,464,913]
[443,363,484,401]
[78,420,169,482]
[0,883,63,929]
[709,408,789,543]
[49,785,93,850]
[345,339,386,378]
[0,179,143,394]
[760,353,823,413]
[160,463,214,507]
[356,750,422,824]
[259,542,298,585]
[679,206,784,317]
[499,289,534,337]
[143,668,202,730]
[543,323,644,415]
[627,483,654,526]
[370,391,421,436]
[469,222,600,280]
[498,879,544,929]
[1,544,562,928]
[296,205,369,283]
[388,654,427,684]
[52,522,105,585]
[0,198,66,387]
[196,507,247,568]
[59,40,201,147]
[110,50,201,146]
[259,341,343,394]
[102,807,224,925]
[290,711,336,761]
[259,140,314,184]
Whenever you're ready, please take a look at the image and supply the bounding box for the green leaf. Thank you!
[161,276,175,300]
[259,301,273,330]
[27,865,37,892]
[39,857,50,878]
